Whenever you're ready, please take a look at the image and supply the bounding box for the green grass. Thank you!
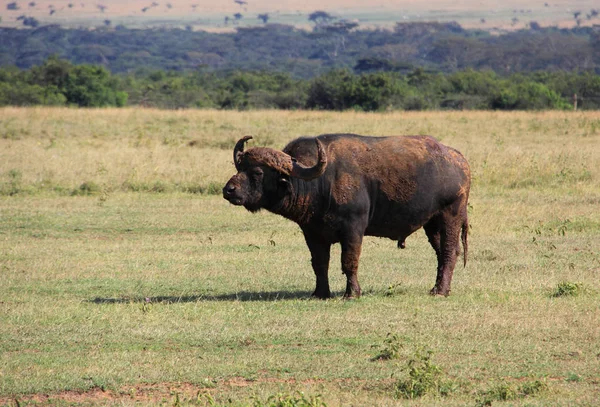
[1,108,600,406]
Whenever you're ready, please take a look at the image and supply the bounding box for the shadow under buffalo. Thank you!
[89,290,316,304]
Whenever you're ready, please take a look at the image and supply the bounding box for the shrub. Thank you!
[394,348,454,399]
[371,332,403,361]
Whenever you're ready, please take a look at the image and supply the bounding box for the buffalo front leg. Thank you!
[341,235,363,298]
[304,233,332,299]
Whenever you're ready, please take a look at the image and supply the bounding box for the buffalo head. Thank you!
[223,136,327,212]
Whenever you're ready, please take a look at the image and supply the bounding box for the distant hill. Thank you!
[1,23,598,78]
[1,0,599,31]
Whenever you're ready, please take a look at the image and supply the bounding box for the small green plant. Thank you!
[384,282,405,297]
[140,297,152,314]
[566,372,581,382]
[479,383,517,404]
[2,169,23,196]
[475,380,547,406]
[150,180,169,193]
[172,392,182,407]
[252,392,327,407]
[551,281,582,298]
[371,332,403,361]
[72,181,101,196]
[556,219,571,236]
[394,348,453,399]
[196,390,216,406]
[519,379,547,396]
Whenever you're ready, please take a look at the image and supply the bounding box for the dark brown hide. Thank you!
[223,134,471,299]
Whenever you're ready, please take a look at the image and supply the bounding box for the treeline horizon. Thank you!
[1,22,599,79]
[1,56,600,110]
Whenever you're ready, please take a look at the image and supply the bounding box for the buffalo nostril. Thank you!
[224,185,236,195]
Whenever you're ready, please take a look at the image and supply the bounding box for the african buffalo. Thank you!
[223,134,470,299]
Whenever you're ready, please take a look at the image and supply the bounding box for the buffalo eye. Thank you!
[250,168,264,177]
[278,176,291,192]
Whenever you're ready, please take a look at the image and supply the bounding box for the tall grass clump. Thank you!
[550,281,583,298]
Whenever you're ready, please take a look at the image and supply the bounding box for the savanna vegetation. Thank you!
[2,55,600,110]
[2,21,600,111]
[1,108,599,406]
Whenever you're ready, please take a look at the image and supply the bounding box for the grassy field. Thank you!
[1,108,599,406]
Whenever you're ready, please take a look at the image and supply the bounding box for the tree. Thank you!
[30,55,72,89]
[321,20,359,34]
[308,10,335,25]
[22,16,40,27]
[257,13,269,24]
[491,80,570,110]
[354,57,395,73]
[63,64,120,106]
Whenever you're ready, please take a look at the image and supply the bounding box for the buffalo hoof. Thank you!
[343,289,361,299]
[311,291,332,300]
[429,286,450,297]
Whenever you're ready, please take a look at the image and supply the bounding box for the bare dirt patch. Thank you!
[2,383,209,406]
[1,377,393,406]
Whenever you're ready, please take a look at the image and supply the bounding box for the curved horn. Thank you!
[290,139,327,180]
[234,135,253,170]
[237,138,327,180]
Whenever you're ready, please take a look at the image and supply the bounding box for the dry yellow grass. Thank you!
[2,108,599,199]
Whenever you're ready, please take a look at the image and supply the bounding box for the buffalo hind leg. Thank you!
[424,216,444,294]
[426,210,464,296]
[341,234,363,298]
[304,233,332,299]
